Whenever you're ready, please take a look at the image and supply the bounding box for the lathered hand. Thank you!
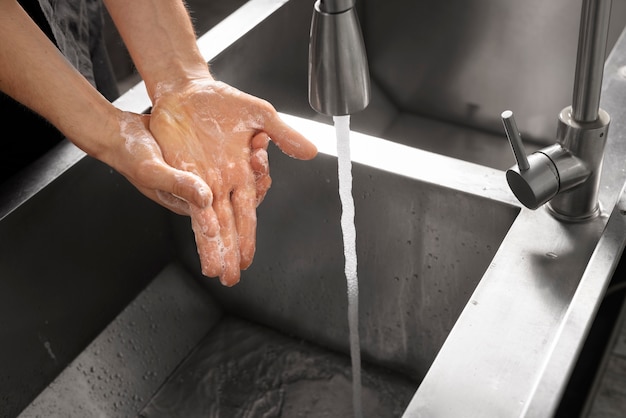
[149,78,317,286]
[104,112,212,214]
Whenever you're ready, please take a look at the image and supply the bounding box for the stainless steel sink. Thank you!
[6,117,519,417]
[2,0,626,417]
[176,137,520,380]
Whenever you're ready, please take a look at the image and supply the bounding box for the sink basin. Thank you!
[3,120,518,417]
[176,144,519,380]
[2,0,626,417]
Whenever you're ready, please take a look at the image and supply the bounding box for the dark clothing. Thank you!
[1,0,119,183]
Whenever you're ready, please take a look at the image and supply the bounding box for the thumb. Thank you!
[146,161,213,209]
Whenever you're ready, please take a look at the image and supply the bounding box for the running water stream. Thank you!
[333,115,362,418]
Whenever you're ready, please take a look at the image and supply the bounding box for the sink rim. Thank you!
[405,25,626,418]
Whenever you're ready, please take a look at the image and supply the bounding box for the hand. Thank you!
[102,111,213,214]
[149,77,317,286]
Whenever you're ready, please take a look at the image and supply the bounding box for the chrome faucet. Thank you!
[308,0,371,116]
[501,0,612,221]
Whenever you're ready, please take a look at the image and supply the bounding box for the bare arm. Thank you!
[0,0,116,157]
[101,0,210,100]
[0,0,212,209]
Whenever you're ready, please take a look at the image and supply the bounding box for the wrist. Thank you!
[145,61,213,103]
[70,103,127,162]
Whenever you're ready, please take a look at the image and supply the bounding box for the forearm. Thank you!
[102,0,211,101]
[0,0,119,158]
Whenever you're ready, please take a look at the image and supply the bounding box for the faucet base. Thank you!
[548,106,610,221]
[547,201,602,223]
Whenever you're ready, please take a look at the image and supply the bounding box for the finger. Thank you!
[155,190,191,215]
[189,205,222,278]
[251,131,270,150]
[128,181,190,215]
[196,235,222,278]
[255,174,272,206]
[213,197,242,286]
[141,160,213,209]
[231,181,258,270]
[250,147,269,177]
[190,204,220,237]
[250,147,271,206]
[263,116,318,160]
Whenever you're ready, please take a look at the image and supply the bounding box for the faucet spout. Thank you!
[308,0,371,116]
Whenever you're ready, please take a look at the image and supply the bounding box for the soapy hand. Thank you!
[102,111,213,215]
[149,77,317,286]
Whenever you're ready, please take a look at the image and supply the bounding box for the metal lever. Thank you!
[501,111,530,171]
[500,111,560,210]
